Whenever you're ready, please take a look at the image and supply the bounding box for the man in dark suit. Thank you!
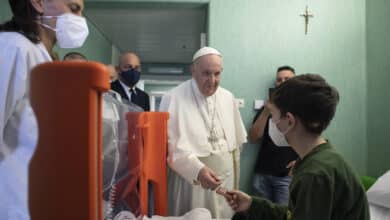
[111,52,150,111]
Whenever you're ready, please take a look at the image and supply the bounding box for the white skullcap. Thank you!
[192,46,222,62]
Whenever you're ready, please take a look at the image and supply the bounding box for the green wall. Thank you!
[208,0,367,191]
[0,0,12,22]
[366,0,390,177]
[0,0,111,63]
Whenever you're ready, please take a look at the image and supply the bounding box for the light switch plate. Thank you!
[254,100,264,110]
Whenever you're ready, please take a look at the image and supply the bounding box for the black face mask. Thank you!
[120,68,140,87]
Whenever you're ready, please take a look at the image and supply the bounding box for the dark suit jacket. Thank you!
[111,80,150,111]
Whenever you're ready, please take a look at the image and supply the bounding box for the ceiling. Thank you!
[85,2,208,64]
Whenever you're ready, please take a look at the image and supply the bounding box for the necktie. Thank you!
[129,88,136,102]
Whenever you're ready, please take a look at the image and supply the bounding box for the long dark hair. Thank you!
[0,0,41,43]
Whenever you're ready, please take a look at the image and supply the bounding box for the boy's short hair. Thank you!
[270,74,339,134]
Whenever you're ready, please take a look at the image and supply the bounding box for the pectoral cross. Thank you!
[208,136,218,144]
[300,6,314,35]
[208,129,218,144]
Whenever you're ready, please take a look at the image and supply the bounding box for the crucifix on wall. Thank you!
[300,5,314,35]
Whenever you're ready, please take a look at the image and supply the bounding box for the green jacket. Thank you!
[234,142,369,220]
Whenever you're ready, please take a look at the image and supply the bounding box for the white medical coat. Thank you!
[0,32,52,219]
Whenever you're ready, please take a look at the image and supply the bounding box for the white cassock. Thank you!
[160,79,247,219]
[0,32,52,219]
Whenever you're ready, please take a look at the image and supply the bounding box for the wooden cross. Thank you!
[300,6,314,35]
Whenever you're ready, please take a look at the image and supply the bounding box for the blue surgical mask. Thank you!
[120,68,140,87]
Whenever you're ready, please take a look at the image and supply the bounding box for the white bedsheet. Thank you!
[112,208,215,220]
[367,170,390,220]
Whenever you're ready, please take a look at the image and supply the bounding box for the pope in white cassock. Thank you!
[159,47,247,219]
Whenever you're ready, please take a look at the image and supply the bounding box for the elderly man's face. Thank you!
[192,54,222,97]
[117,53,141,73]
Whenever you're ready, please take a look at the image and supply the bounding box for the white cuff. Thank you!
[169,154,205,184]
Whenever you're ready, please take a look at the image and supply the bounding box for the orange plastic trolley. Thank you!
[126,112,169,217]
[28,61,109,220]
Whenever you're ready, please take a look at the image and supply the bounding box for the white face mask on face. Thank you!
[268,118,290,147]
[39,13,89,49]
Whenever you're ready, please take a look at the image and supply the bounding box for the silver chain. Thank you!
[190,82,218,144]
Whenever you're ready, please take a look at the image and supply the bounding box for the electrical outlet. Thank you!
[236,99,245,108]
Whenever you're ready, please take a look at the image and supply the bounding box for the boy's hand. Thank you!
[216,187,233,200]
[224,190,252,212]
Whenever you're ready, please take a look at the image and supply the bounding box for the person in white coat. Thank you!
[0,0,88,219]
[160,47,247,219]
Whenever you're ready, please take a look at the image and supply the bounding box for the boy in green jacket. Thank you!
[225,74,369,220]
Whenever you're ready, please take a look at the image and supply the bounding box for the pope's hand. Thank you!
[197,166,222,190]
[225,190,252,212]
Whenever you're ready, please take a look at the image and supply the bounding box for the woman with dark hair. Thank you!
[0,0,88,219]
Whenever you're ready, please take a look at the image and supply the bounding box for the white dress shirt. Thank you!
[119,80,136,101]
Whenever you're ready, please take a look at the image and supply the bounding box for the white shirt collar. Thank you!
[119,79,136,99]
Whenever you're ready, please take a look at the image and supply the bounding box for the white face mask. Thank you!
[268,118,290,147]
[39,13,89,49]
